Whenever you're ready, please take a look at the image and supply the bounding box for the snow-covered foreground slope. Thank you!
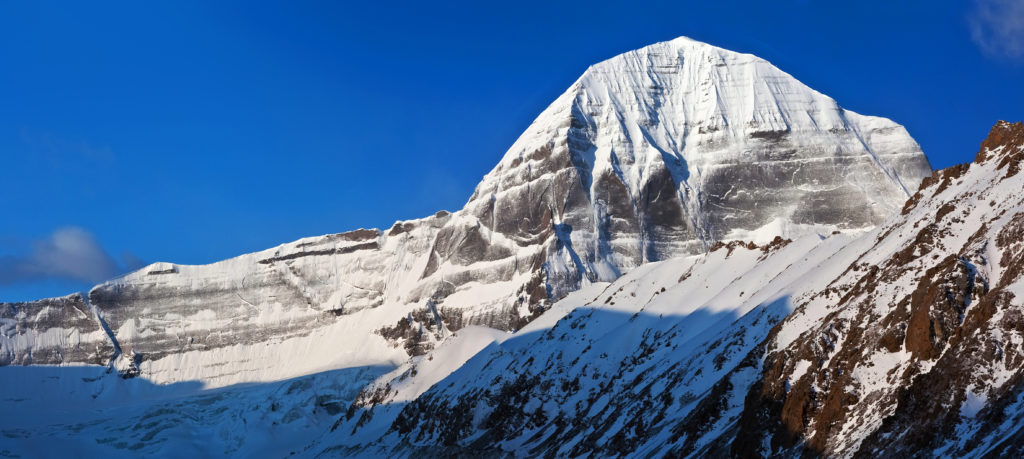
[316,234,859,457]
[301,121,1024,457]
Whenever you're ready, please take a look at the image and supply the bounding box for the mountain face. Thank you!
[1,38,929,389]
[462,36,930,307]
[316,121,1024,457]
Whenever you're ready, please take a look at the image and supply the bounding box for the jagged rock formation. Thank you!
[0,38,930,388]
[317,122,1024,458]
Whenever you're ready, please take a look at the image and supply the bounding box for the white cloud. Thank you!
[0,227,132,285]
[969,0,1024,61]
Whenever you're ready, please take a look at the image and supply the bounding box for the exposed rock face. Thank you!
[469,37,930,291]
[318,122,1024,458]
[733,121,1024,457]
[1,37,929,387]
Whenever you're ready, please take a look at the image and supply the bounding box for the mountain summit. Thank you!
[466,36,931,300]
[3,37,930,390]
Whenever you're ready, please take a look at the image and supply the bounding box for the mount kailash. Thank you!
[10,37,1019,459]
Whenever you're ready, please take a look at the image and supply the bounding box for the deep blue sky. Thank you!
[2,1,1022,301]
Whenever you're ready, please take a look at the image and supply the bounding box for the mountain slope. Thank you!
[318,234,855,456]
[314,121,1024,457]
[464,36,929,299]
[732,120,1024,457]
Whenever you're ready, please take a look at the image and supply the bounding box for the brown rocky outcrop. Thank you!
[731,121,1024,457]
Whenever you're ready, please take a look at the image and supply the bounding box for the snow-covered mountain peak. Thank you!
[3,37,931,421]
[578,36,839,131]
[0,37,970,457]
[470,37,930,286]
